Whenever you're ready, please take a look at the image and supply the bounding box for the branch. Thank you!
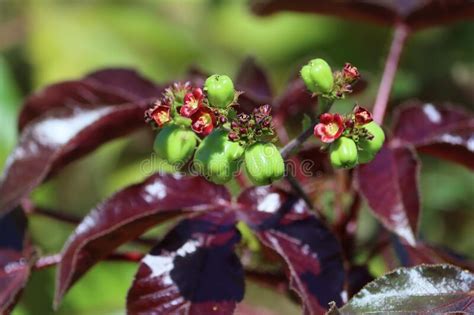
[280,122,316,160]
[373,23,410,124]
[279,97,332,160]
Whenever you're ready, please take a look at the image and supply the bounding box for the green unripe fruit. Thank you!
[194,129,244,184]
[329,137,358,169]
[154,124,197,165]
[204,74,235,108]
[358,122,385,164]
[300,58,334,94]
[244,142,285,186]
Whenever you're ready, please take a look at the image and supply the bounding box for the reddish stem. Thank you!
[34,254,62,270]
[235,172,249,189]
[34,251,145,270]
[372,23,410,124]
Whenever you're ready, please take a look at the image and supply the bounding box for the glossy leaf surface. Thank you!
[0,102,147,217]
[337,264,474,314]
[127,211,243,315]
[0,209,33,314]
[1,68,162,217]
[55,174,231,306]
[355,144,420,246]
[19,68,159,131]
[238,187,345,314]
[393,102,474,170]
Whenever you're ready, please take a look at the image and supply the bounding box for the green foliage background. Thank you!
[0,1,472,314]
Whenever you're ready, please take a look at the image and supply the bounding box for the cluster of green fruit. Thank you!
[329,119,385,169]
[300,58,385,169]
[148,75,285,186]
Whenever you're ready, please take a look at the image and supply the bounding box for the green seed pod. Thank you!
[300,58,334,94]
[329,137,358,169]
[194,129,244,184]
[154,124,197,165]
[244,142,285,186]
[204,74,235,108]
[358,121,385,164]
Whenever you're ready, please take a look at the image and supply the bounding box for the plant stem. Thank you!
[33,252,145,270]
[373,23,410,124]
[279,97,333,160]
[278,97,334,210]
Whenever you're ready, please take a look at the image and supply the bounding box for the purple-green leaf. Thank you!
[332,264,474,314]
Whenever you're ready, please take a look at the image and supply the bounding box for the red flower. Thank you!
[343,63,360,84]
[191,107,216,136]
[145,101,171,128]
[314,113,345,143]
[180,88,204,117]
[353,105,373,125]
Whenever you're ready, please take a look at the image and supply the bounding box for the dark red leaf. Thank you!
[236,57,273,105]
[0,101,149,217]
[0,208,34,314]
[250,0,474,30]
[19,68,160,131]
[238,187,345,314]
[386,239,474,272]
[274,78,314,118]
[355,144,420,246]
[55,173,231,307]
[18,81,131,131]
[347,265,373,298]
[392,102,474,170]
[127,211,243,315]
[85,68,162,101]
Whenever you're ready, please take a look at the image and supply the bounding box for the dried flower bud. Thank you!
[343,63,360,84]
[353,105,373,125]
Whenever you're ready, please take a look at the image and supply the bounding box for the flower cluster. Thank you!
[145,75,282,185]
[228,104,275,145]
[314,105,373,144]
[145,82,217,136]
[313,106,384,168]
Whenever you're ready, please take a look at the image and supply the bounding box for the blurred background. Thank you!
[0,0,472,314]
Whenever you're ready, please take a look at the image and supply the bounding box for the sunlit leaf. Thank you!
[55,173,231,307]
[127,211,243,315]
[238,187,345,314]
[392,102,474,170]
[355,144,420,246]
[333,264,474,314]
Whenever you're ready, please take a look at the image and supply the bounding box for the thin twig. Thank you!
[278,98,334,211]
[373,23,410,124]
[279,122,317,160]
[285,174,314,209]
[279,97,332,160]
